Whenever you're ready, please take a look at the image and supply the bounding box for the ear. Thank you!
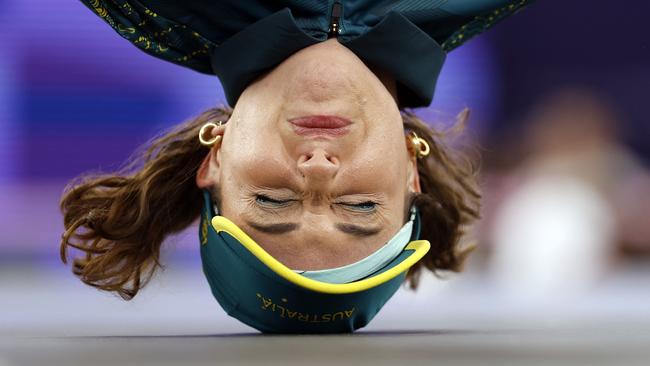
[405,137,422,193]
[407,156,422,193]
[196,152,217,189]
[196,125,226,189]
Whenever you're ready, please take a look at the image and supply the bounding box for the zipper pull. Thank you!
[328,1,342,38]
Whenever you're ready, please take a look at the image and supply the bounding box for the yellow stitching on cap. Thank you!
[210,216,430,294]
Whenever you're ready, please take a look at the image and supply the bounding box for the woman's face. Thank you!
[197,39,420,270]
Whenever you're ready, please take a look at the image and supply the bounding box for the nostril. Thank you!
[298,150,338,166]
[297,150,339,181]
[298,153,312,164]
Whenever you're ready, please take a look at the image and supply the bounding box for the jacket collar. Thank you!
[210,8,445,108]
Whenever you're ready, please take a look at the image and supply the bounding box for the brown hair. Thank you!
[401,109,481,288]
[60,106,480,299]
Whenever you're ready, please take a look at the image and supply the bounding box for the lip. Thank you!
[288,115,352,137]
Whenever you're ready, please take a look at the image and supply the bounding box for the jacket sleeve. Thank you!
[435,0,534,52]
[79,0,217,74]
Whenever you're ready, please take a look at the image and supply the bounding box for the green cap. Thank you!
[199,190,430,333]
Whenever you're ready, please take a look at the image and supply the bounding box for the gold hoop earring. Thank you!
[199,121,223,147]
[409,131,430,159]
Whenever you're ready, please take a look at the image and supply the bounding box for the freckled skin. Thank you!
[196,39,421,270]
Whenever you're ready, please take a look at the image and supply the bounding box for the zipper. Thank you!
[328,1,342,38]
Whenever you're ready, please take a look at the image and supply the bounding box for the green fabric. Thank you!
[199,189,421,333]
[79,0,534,108]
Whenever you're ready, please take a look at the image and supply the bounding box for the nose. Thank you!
[297,149,339,186]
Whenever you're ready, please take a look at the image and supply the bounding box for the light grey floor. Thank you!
[1,261,649,366]
[2,327,650,366]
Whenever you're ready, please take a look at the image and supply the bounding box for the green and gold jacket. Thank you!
[81,0,533,108]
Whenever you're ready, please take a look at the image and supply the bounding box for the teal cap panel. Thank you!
[201,229,406,333]
[198,190,415,333]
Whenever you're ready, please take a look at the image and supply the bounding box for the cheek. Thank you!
[222,110,285,166]
[353,139,409,180]
[222,140,294,189]
[341,156,408,201]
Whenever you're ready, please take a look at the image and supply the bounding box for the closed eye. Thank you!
[340,201,377,212]
[255,194,295,208]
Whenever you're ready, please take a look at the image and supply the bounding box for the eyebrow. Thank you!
[245,220,382,237]
[335,223,383,237]
[246,221,299,234]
